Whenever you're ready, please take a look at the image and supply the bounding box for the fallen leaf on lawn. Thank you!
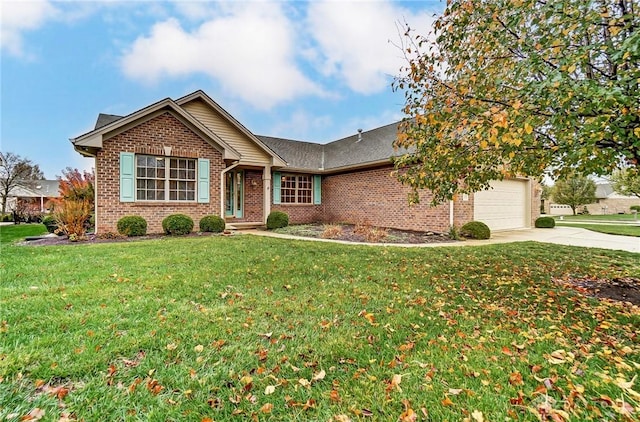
[331,415,351,422]
[264,385,276,395]
[201,418,213,422]
[509,371,524,386]
[547,349,574,364]
[22,408,45,421]
[441,397,454,406]
[299,378,311,388]
[330,389,341,402]
[502,346,513,356]
[194,344,204,353]
[471,410,484,422]
[313,369,326,381]
[448,388,463,395]
[240,376,253,386]
[260,403,273,414]
[399,408,417,422]
[391,374,403,392]
[166,343,177,351]
[615,375,636,390]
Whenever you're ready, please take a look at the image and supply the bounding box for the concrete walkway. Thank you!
[244,226,639,253]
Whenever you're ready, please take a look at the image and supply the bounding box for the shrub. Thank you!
[117,215,147,237]
[321,224,343,239]
[535,216,556,228]
[199,215,226,233]
[162,214,194,235]
[460,221,491,239]
[448,225,461,240]
[631,205,640,212]
[2,214,12,222]
[266,211,289,229]
[53,198,92,240]
[42,215,58,233]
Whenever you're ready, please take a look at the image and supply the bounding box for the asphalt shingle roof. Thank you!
[259,121,406,172]
[94,113,123,130]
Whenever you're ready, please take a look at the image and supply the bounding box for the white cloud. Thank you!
[306,0,436,94]
[267,110,333,141]
[0,0,58,56]
[120,3,325,110]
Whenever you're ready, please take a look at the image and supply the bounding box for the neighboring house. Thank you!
[6,180,61,214]
[546,182,639,215]
[586,183,639,215]
[71,90,540,235]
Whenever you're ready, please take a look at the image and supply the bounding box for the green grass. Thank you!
[554,214,639,222]
[0,224,46,245]
[556,222,640,237]
[1,235,639,421]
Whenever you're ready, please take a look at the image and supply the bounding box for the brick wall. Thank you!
[321,166,452,233]
[96,112,224,234]
[236,169,264,223]
[271,204,323,224]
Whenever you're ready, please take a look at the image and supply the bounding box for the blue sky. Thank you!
[1,0,443,179]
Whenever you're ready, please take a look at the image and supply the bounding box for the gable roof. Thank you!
[259,121,408,173]
[71,97,242,161]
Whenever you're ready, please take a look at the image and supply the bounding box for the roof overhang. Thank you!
[71,98,242,161]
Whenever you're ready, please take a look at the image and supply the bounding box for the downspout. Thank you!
[449,200,454,227]
[220,161,240,219]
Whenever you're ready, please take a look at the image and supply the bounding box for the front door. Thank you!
[225,170,243,218]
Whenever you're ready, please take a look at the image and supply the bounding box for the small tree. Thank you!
[0,151,44,214]
[610,169,640,198]
[553,175,597,215]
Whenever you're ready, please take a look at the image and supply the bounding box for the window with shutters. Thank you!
[136,155,196,201]
[280,174,313,204]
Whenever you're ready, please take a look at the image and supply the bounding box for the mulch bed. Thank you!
[19,231,228,247]
[271,223,457,244]
[554,276,640,306]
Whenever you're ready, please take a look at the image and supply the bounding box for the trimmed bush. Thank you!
[117,215,147,237]
[200,215,225,233]
[631,205,640,212]
[162,214,194,235]
[266,211,289,229]
[460,221,491,240]
[42,215,58,233]
[535,216,556,228]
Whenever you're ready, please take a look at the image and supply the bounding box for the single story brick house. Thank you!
[71,90,540,234]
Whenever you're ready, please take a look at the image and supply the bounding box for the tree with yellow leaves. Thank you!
[393,0,639,205]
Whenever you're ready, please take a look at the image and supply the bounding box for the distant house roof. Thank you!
[259,122,408,173]
[595,183,615,199]
[9,180,61,198]
[94,113,123,130]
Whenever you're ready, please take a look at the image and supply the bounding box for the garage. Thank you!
[473,179,530,231]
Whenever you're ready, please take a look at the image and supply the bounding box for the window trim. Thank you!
[280,173,314,205]
[135,154,197,202]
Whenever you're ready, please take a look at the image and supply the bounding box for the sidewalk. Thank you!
[244,226,639,253]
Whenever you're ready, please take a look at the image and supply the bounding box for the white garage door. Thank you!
[473,180,529,231]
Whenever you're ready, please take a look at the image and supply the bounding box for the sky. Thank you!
[1,0,444,179]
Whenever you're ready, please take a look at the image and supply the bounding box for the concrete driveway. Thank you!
[470,226,639,253]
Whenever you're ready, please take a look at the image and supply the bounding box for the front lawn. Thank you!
[0,223,46,245]
[1,235,638,421]
[555,222,640,237]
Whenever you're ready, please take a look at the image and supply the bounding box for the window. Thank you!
[281,174,313,204]
[136,155,196,201]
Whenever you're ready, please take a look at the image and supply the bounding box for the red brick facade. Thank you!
[322,166,453,232]
[96,112,224,234]
[91,110,538,235]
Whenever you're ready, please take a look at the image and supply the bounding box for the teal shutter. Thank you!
[273,172,281,204]
[120,152,135,202]
[197,159,210,203]
[313,175,321,205]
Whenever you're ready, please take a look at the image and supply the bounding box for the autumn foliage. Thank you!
[52,167,94,239]
[393,0,639,205]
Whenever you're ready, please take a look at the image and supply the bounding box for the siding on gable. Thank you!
[182,99,271,165]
